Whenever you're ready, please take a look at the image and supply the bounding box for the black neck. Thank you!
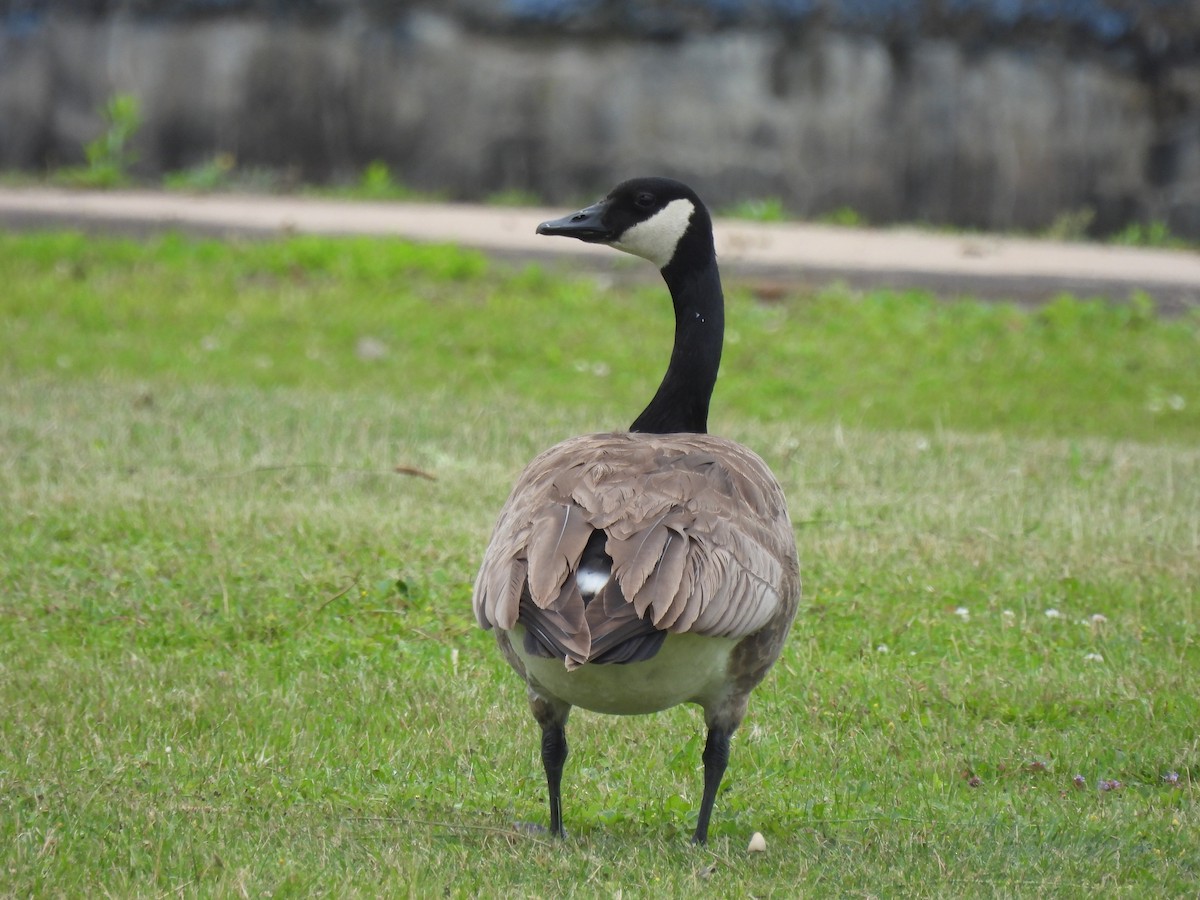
[629,253,724,435]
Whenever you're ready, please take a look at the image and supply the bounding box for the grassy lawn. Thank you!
[1,230,1198,896]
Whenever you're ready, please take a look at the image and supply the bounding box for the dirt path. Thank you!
[2,187,1198,310]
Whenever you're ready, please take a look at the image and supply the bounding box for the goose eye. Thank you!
[634,192,655,209]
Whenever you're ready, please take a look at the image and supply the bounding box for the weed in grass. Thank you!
[353,160,409,200]
[314,161,446,202]
[817,205,866,228]
[485,188,544,207]
[718,200,866,227]
[721,197,788,222]
[1112,219,1185,249]
[162,152,237,193]
[1043,207,1097,242]
[54,93,142,188]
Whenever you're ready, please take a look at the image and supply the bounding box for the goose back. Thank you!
[473,431,800,675]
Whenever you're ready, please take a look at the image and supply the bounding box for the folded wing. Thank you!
[473,432,796,669]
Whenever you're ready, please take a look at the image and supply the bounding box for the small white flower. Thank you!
[355,336,388,360]
[1045,608,1064,620]
[1084,652,1104,662]
[1090,613,1108,625]
[573,360,611,377]
[954,607,970,621]
[876,644,890,654]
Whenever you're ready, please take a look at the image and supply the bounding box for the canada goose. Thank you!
[472,177,801,844]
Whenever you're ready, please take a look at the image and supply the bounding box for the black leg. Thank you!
[692,725,732,844]
[540,721,569,838]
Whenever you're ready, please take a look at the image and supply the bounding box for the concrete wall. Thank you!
[1,3,1198,236]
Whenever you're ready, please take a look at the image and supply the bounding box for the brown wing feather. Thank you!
[472,432,800,667]
[608,516,672,601]
[526,503,593,607]
[488,556,527,631]
[670,550,706,632]
[636,528,689,625]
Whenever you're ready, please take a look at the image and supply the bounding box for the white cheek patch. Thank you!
[611,198,695,268]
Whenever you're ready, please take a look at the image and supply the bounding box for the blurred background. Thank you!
[1,0,1198,238]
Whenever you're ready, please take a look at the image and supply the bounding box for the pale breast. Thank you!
[512,627,739,715]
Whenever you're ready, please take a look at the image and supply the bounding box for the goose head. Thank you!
[537,177,714,272]
[536,176,724,435]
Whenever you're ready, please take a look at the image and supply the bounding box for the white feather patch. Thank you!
[612,198,695,268]
[576,565,611,598]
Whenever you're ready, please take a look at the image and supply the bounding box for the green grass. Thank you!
[485,188,545,208]
[161,153,237,193]
[720,197,789,223]
[1111,220,1188,250]
[309,161,446,203]
[1,231,1198,895]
